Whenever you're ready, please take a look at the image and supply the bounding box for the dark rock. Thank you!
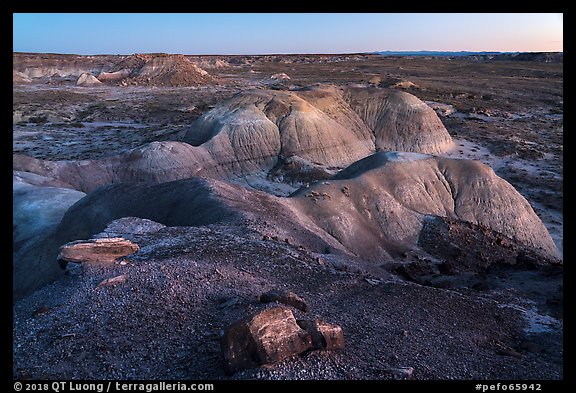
[516,251,540,268]
[432,280,453,289]
[218,297,239,309]
[220,307,312,374]
[472,280,492,291]
[297,320,345,351]
[494,340,524,359]
[519,341,544,353]
[32,306,50,317]
[260,290,309,312]
[93,217,166,239]
[364,277,382,286]
[381,367,414,380]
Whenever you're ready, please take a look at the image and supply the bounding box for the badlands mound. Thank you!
[184,86,375,167]
[123,54,214,86]
[76,72,102,86]
[343,87,454,154]
[13,85,453,193]
[186,85,453,155]
[293,152,558,261]
[13,142,220,193]
[14,153,558,298]
[12,84,558,300]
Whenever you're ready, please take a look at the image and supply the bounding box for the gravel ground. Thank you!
[13,222,562,380]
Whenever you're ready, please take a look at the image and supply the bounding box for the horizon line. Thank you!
[13,50,564,57]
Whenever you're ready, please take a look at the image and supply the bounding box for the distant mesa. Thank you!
[373,51,563,63]
[190,58,230,69]
[105,53,215,87]
[13,52,215,87]
[12,52,116,81]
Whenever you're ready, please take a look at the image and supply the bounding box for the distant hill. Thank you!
[373,51,563,63]
[373,51,510,57]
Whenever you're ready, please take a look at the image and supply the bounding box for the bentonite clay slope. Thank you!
[184,86,375,168]
[12,177,343,299]
[13,70,32,84]
[14,155,558,299]
[291,152,558,260]
[13,142,220,193]
[13,85,453,192]
[12,87,374,192]
[13,172,85,253]
[343,87,454,154]
[185,85,453,156]
[13,172,86,300]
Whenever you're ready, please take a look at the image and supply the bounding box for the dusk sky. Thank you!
[13,13,563,55]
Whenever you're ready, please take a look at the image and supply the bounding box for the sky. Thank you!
[13,13,563,55]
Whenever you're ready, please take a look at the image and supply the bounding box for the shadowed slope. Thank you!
[12,177,343,299]
[14,154,558,299]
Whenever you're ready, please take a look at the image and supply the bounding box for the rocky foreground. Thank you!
[13,217,562,380]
